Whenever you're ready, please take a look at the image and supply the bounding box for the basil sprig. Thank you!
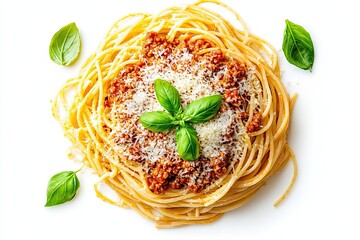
[49,22,81,66]
[139,79,222,161]
[282,19,314,71]
[45,169,80,207]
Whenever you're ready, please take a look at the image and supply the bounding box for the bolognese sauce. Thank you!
[104,32,262,194]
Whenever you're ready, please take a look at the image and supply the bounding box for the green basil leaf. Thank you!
[49,22,81,66]
[282,19,314,70]
[176,124,199,161]
[183,94,222,123]
[154,79,182,115]
[140,111,175,132]
[45,171,80,207]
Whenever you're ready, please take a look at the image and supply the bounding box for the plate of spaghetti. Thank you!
[52,0,296,228]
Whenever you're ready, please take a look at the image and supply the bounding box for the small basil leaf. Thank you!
[176,124,199,161]
[183,95,222,123]
[282,19,314,70]
[140,111,174,132]
[49,22,81,66]
[154,79,182,115]
[45,171,80,207]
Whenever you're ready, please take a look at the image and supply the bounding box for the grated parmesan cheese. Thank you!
[195,109,233,158]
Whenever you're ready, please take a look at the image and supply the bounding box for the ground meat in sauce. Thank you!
[240,111,263,133]
[105,32,263,194]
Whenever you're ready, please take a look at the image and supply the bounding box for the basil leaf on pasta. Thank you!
[140,111,175,132]
[183,95,222,123]
[176,124,199,161]
[154,79,182,115]
[282,19,314,70]
[45,171,80,207]
[49,22,81,66]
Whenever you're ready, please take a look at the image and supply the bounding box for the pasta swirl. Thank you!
[52,0,297,228]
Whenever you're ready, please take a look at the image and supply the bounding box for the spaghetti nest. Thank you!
[53,0,296,228]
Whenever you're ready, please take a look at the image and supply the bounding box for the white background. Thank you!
[1,0,360,239]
